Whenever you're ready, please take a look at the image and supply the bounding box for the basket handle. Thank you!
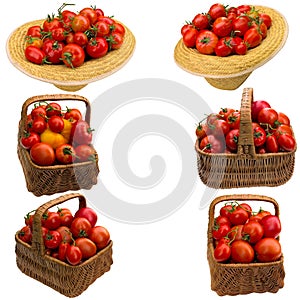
[31,193,87,256]
[19,94,91,131]
[237,88,257,158]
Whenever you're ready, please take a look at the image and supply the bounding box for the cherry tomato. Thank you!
[57,208,74,227]
[55,144,76,164]
[232,16,250,37]
[18,225,32,244]
[30,142,56,166]
[79,7,98,25]
[229,207,249,225]
[244,27,262,48]
[58,241,69,261]
[75,144,97,162]
[253,125,266,147]
[25,46,47,65]
[242,221,264,244]
[226,111,241,129]
[277,112,290,126]
[44,230,62,249]
[212,222,231,240]
[195,30,219,55]
[272,124,293,139]
[46,102,62,117]
[94,20,111,37]
[72,14,91,33]
[208,3,227,20]
[212,17,233,38]
[259,13,272,28]
[73,31,89,47]
[75,237,97,259]
[56,225,73,243]
[64,108,82,122]
[86,37,109,59]
[111,22,126,37]
[225,129,239,152]
[48,115,65,133]
[70,217,92,238]
[66,244,82,265]
[231,240,254,263]
[249,210,271,222]
[257,107,278,128]
[61,43,85,68]
[51,27,66,42]
[260,215,281,238]
[109,32,124,50]
[277,134,296,152]
[228,225,244,242]
[214,242,231,262]
[88,226,111,249]
[195,123,208,139]
[265,135,279,153]
[183,27,199,48]
[42,211,61,230]
[43,17,62,32]
[192,13,209,30]
[220,204,235,218]
[218,108,236,120]
[210,119,230,137]
[60,10,77,31]
[27,25,42,38]
[25,36,43,49]
[254,238,281,262]
[74,207,98,227]
[251,100,271,122]
[20,131,40,149]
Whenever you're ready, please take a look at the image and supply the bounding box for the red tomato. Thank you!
[226,111,241,129]
[231,240,254,263]
[254,238,281,262]
[56,225,72,243]
[25,46,47,65]
[228,225,244,242]
[277,134,296,152]
[259,13,272,28]
[244,27,262,48]
[51,27,66,42]
[210,119,230,137]
[253,125,266,147]
[257,107,278,127]
[64,108,82,122]
[265,135,279,153]
[43,17,62,32]
[232,16,250,37]
[214,242,231,262]
[215,215,231,227]
[208,3,227,20]
[199,135,225,153]
[183,27,199,48]
[74,207,98,227]
[44,230,62,249]
[272,124,293,139]
[195,123,209,139]
[48,116,64,133]
[58,241,69,262]
[260,215,281,238]
[66,244,82,265]
[79,7,98,25]
[214,37,233,57]
[251,100,271,121]
[225,129,239,152]
[27,25,42,38]
[75,144,96,162]
[61,43,85,68]
[42,40,64,65]
[46,102,62,117]
[55,144,76,164]
[218,108,236,120]
[31,105,46,119]
[242,221,264,244]
[20,131,40,149]
[109,32,124,50]
[212,17,233,38]
[75,237,97,259]
[71,120,94,145]
[234,42,248,55]
[72,14,91,32]
[60,10,77,31]
[70,217,92,238]
[73,32,89,47]
[111,22,126,37]
[57,208,74,227]
[94,20,111,37]
[220,204,235,218]
[30,142,56,166]
[277,112,290,126]
[249,210,271,222]
[86,37,109,58]
[195,30,219,55]
[229,207,249,225]
[31,116,47,134]
[192,13,209,30]
[42,211,61,230]
[18,225,32,244]
[88,226,111,249]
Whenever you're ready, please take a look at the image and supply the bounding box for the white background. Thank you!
[1,0,299,299]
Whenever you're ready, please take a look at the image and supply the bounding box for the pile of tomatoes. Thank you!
[213,201,282,264]
[181,3,272,56]
[196,99,296,154]
[20,101,96,166]
[24,4,125,67]
[17,204,110,266]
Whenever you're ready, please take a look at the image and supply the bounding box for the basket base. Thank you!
[54,83,88,91]
[204,72,252,90]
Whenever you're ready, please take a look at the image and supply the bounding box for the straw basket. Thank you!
[195,87,296,189]
[174,6,288,90]
[207,194,285,296]
[17,94,99,196]
[6,20,135,91]
[15,193,113,297]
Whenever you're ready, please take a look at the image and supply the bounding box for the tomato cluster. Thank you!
[196,99,296,154]
[20,101,97,166]
[181,3,272,56]
[213,201,282,264]
[24,4,125,67]
[18,205,110,266]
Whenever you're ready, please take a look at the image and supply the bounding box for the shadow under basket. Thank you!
[15,193,113,298]
[207,194,285,296]
[195,87,296,189]
[17,94,100,196]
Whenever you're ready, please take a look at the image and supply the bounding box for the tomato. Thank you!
[79,7,98,25]
[58,241,69,261]
[215,215,231,227]
[257,107,278,128]
[210,119,230,137]
[239,203,252,217]
[64,108,82,122]
[18,225,32,244]
[75,237,97,259]
[214,242,231,263]
[214,37,233,57]
[71,120,94,145]
[228,225,244,242]
[25,46,47,65]
[199,135,225,153]
[220,204,235,218]
[20,131,40,149]
[249,210,271,222]
[260,215,281,238]
[253,125,266,147]
[218,108,236,120]
[208,3,227,20]
[195,30,218,55]
[234,42,248,55]
[109,32,124,50]
[277,112,290,126]
[89,226,111,249]
[40,129,68,149]
[72,14,91,33]
[31,116,47,134]
[212,17,233,38]
[229,207,249,225]
[48,115,64,133]
[42,211,61,230]
[61,43,85,68]
[27,25,42,38]
[70,217,92,238]
[195,123,208,139]
[232,16,250,37]
[98,16,115,26]
[111,22,126,37]
[55,144,76,164]
[259,13,272,29]
[51,27,66,42]
[25,36,43,49]
[182,27,199,48]
[242,221,264,244]
[236,5,251,15]
[30,142,56,166]
[231,240,254,263]
[181,23,195,36]
[75,144,97,162]
[31,105,46,119]
[44,230,62,249]
[74,207,98,227]
[60,10,77,31]
[94,20,111,37]
[251,100,271,122]
[244,27,262,48]
[226,111,241,129]
[43,17,62,32]
[254,238,281,262]
[66,244,82,265]
[86,37,109,59]
[225,129,239,152]
[65,32,75,44]
[46,102,62,117]
[277,134,296,152]
[272,124,293,139]
[94,7,105,19]
[265,135,279,153]
[212,222,231,240]
[73,32,89,47]
[192,13,209,30]
[251,22,268,39]
[56,225,72,243]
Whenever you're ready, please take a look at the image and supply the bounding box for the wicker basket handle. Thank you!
[31,193,87,256]
[237,88,257,158]
[19,94,91,130]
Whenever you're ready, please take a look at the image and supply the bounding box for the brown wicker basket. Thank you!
[207,194,285,296]
[17,94,100,196]
[174,6,288,90]
[195,87,296,189]
[7,19,135,91]
[15,193,113,297]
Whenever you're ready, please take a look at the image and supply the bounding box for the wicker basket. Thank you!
[174,6,288,90]
[195,87,296,189]
[15,193,113,297]
[207,194,285,296]
[6,19,135,91]
[17,94,100,196]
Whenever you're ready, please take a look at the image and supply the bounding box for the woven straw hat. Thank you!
[174,6,288,90]
[6,19,136,91]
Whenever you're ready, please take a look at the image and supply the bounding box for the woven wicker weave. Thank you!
[15,193,113,298]
[207,194,285,296]
[6,20,136,91]
[174,6,288,90]
[17,94,99,196]
[195,87,296,188]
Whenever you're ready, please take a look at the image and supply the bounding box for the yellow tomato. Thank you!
[40,128,68,149]
[61,118,73,143]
